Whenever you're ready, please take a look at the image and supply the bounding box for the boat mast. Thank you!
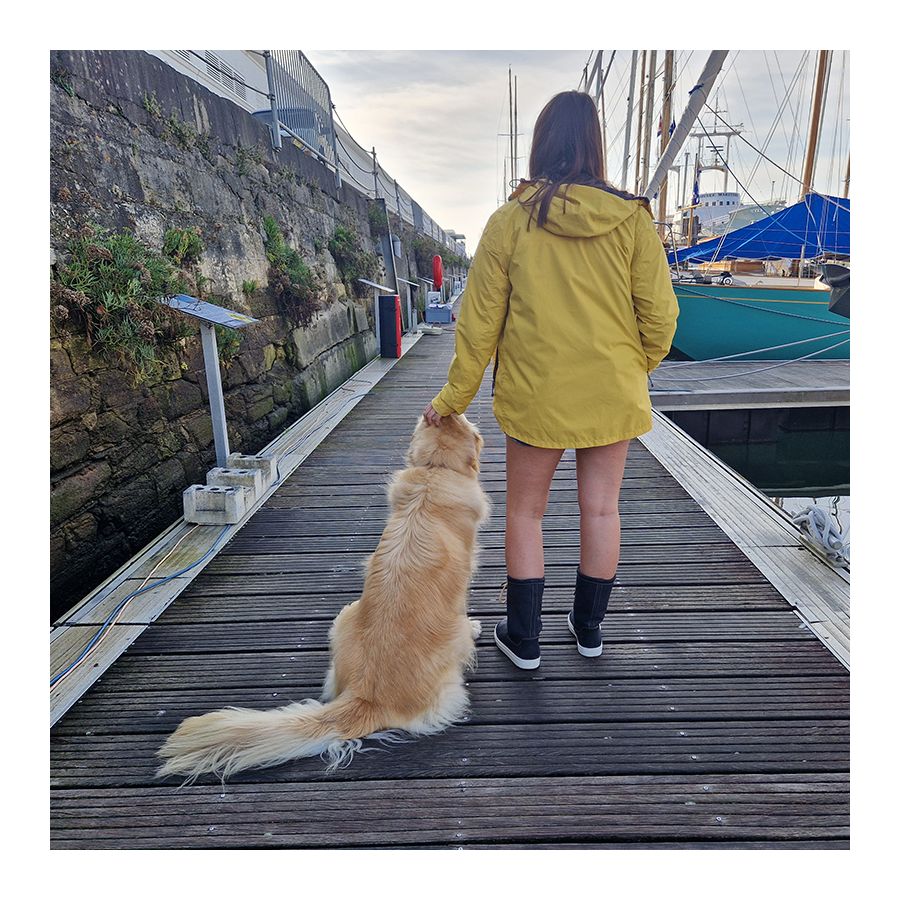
[514,74,519,185]
[842,154,850,198]
[508,66,514,191]
[800,50,830,198]
[640,50,657,194]
[656,50,675,239]
[643,51,729,203]
[633,50,647,195]
[621,50,639,191]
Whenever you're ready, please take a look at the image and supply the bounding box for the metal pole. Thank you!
[656,51,674,237]
[842,154,850,198]
[640,50,657,195]
[634,50,647,195]
[621,50,638,190]
[328,101,341,189]
[372,147,379,198]
[199,322,230,468]
[514,75,519,185]
[263,51,282,152]
[644,51,730,202]
[508,67,514,190]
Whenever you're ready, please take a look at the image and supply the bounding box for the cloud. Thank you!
[310,50,849,248]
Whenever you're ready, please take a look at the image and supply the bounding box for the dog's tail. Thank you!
[156,694,379,781]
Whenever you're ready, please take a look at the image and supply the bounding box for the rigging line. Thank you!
[672,284,848,325]
[767,50,798,200]
[827,52,846,194]
[659,328,850,367]
[649,338,849,382]
[578,50,596,89]
[732,66,775,190]
[700,99,850,208]
[783,52,811,200]
[762,50,795,178]
[749,50,809,190]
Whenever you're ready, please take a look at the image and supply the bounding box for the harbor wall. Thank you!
[49,50,460,617]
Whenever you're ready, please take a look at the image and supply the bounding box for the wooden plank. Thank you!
[126,608,811,653]
[90,641,846,697]
[639,411,850,669]
[52,676,850,736]
[49,774,849,849]
[200,544,753,576]
[128,577,806,631]
[50,719,850,788]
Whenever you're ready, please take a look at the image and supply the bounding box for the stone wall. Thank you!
[49,50,462,618]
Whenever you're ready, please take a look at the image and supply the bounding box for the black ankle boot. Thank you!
[568,568,614,657]
[494,576,544,670]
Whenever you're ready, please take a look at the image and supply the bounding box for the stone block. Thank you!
[226,453,277,486]
[207,465,264,504]
[183,483,246,525]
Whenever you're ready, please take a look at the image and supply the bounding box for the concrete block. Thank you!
[206,466,264,504]
[226,453,277,486]
[183,484,246,525]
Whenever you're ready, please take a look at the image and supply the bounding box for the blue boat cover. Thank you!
[668,193,850,264]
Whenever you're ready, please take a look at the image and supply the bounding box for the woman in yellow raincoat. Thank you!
[424,91,678,669]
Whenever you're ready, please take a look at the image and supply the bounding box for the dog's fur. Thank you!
[157,414,489,781]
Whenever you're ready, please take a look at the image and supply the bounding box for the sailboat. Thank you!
[630,50,850,362]
[666,191,850,360]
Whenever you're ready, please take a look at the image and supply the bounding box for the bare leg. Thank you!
[575,440,631,579]
[505,438,565,579]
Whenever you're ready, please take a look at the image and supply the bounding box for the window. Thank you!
[203,51,247,102]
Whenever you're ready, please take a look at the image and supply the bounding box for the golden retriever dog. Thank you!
[157,413,489,781]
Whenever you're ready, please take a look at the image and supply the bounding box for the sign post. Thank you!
[158,294,259,468]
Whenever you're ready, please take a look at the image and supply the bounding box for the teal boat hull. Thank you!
[671,283,850,361]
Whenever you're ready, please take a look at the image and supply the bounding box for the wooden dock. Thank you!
[50,324,849,849]
[650,359,849,411]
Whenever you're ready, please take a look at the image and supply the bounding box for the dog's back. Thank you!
[157,414,488,781]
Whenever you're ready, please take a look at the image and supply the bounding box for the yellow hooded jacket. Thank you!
[430,182,679,448]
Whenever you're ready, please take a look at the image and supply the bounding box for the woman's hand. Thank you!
[422,403,444,427]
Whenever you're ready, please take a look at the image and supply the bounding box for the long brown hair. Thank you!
[521,90,642,228]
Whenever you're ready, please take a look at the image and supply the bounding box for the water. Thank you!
[665,406,850,559]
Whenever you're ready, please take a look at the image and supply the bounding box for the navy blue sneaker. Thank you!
[493,577,543,670]
[569,568,615,658]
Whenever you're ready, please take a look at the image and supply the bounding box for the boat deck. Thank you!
[50,325,849,849]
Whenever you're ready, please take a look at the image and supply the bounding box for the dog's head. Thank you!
[407,413,485,476]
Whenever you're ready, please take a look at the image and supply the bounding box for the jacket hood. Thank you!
[514,181,646,238]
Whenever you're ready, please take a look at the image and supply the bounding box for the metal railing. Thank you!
[263,50,341,187]
[258,49,465,257]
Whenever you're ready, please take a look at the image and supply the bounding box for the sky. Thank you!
[309,50,850,250]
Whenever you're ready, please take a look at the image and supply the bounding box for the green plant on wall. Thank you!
[235,144,264,176]
[163,226,204,266]
[412,234,469,274]
[214,324,242,364]
[165,113,196,150]
[51,225,191,381]
[263,215,322,327]
[142,91,162,119]
[328,225,377,297]
[367,202,389,238]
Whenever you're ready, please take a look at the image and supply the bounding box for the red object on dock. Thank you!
[433,255,443,289]
[377,295,403,358]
